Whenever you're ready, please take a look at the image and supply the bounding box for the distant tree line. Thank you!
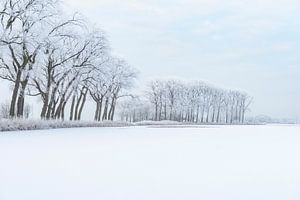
[0,0,137,120]
[120,80,252,124]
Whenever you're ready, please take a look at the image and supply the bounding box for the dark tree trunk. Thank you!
[97,100,103,121]
[16,95,25,118]
[78,89,88,120]
[108,97,116,121]
[17,80,29,118]
[74,91,84,120]
[16,90,25,118]
[55,99,64,119]
[9,70,22,118]
[111,103,116,121]
[70,95,76,121]
[46,87,58,119]
[155,103,158,121]
[41,95,49,119]
[46,102,52,119]
[169,107,173,121]
[230,106,234,124]
[94,101,100,121]
[61,101,67,121]
[102,97,109,121]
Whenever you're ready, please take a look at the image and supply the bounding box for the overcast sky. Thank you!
[61,0,300,118]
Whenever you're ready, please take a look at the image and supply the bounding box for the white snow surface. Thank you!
[1,125,300,200]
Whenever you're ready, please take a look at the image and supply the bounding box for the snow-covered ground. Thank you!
[1,125,300,200]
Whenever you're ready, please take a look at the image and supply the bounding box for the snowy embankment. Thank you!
[0,119,131,132]
[0,119,263,132]
[1,125,300,200]
[134,120,182,126]
[134,120,261,126]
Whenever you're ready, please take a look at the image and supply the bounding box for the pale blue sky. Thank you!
[63,0,300,118]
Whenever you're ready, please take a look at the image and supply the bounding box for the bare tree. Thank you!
[89,58,137,121]
[0,0,58,118]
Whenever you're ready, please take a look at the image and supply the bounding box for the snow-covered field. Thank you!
[1,125,300,200]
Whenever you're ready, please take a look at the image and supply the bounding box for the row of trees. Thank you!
[0,0,137,120]
[120,80,252,124]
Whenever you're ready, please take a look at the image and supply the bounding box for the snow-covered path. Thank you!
[1,125,300,200]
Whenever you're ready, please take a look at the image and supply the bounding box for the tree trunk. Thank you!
[216,106,221,123]
[17,80,29,118]
[54,99,63,119]
[78,90,87,120]
[111,103,116,121]
[70,95,76,121]
[74,92,84,120]
[61,101,67,121]
[196,106,200,123]
[169,107,173,121]
[206,107,210,123]
[94,101,99,121]
[225,107,229,124]
[16,89,25,118]
[97,99,103,121]
[155,103,158,121]
[108,98,115,121]
[46,87,58,119]
[201,108,204,123]
[41,94,49,119]
[9,70,22,118]
[164,102,167,120]
[102,97,109,121]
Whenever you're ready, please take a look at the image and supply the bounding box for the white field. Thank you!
[1,125,300,200]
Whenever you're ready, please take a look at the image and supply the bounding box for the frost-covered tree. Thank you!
[0,0,59,118]
[128,79,252,124]
[28,15,86,119]
[90,57,137,121]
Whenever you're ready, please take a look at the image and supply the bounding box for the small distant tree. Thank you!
[0,102,10,119]
[24,104,31,119]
